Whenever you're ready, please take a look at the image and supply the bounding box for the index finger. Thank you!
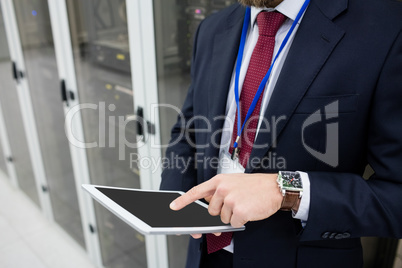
[170,179,218,211]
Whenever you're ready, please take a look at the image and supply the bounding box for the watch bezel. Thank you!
[277,171,304,194]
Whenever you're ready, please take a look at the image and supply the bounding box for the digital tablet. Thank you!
[82,184,245,235]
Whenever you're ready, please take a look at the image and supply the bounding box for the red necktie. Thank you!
[207,11,286,255]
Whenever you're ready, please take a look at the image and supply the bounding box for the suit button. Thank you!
[342,232,351,239]
[335,234,344,239]
[322,232,330,239]
[329,233,337,239]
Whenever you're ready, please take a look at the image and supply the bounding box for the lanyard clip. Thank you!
[231,136,241,160]
[231,147,240,161]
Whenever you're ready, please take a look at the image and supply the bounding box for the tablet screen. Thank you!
[96,187,229,228]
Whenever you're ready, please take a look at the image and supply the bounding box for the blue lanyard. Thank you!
[232,0,310,159]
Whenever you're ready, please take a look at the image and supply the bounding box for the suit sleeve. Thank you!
[159,21,204,192]
[300,30,402,241]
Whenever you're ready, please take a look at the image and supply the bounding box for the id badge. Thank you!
[217,151,245,174]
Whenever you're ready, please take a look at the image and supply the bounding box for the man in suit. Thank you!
[160,0,402,267]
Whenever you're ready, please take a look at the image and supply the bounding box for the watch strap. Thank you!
[280,190,301,213]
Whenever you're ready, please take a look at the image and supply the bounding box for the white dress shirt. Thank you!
[217,0,310,253]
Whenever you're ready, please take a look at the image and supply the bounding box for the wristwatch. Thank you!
[277,171,303,213]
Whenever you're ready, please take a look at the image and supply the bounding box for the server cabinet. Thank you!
[0,2,40,207]
[0,141,6,175]
[0,4,7,174]
[10,0,86,248]
[64,0,148,267]
[0,82,6,175]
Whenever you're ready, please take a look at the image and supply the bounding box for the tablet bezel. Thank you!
[82,184,245,235]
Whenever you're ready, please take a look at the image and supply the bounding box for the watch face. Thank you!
[280,171,303,191]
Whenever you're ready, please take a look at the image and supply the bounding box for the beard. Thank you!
[238,0,284,8]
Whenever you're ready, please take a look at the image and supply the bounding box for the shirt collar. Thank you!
[250,0,306,27]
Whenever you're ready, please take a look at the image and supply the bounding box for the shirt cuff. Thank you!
[292,171,310,222]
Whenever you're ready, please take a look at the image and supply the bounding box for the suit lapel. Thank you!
[207,5,245,123]
[246,0,347,173]
[204,5,246,180]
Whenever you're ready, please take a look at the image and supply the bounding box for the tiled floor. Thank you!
[0,172,97,268]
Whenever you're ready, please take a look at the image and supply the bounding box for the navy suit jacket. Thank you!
[160,0,402,267]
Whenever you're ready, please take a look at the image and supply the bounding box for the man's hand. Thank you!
[170,173,283,238]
